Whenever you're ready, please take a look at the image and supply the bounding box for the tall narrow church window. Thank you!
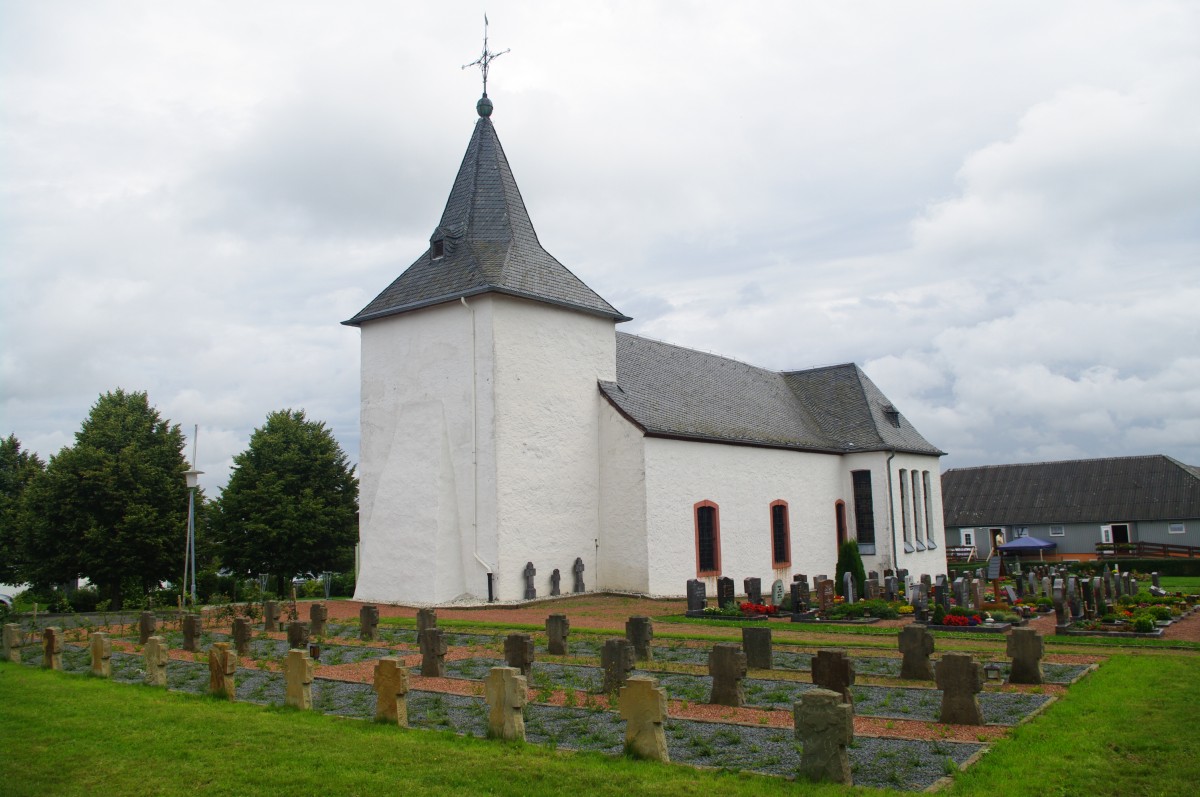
[922,470,937,548]
[835,500,848,549]
[899,468,913,552]
[851,470,875,553]
[694,501,721,576]
[769,500,790,567]
[911,470,925,551]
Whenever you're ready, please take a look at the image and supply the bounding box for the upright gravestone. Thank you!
[287,621,310,650]
[550,569,561,596]
[865,581,882,601]
[952,577,966,608]
[484,666,528,741]
[897,624,935,680]
[89,632,112,678]
[936,652,984,725]
[619,677,669,762]
[1004,586,1019,606]
[138,611,156,644]
[144,636,168,687]
[972,579,986,611]
[284,649,315,710]
[231,617,252,657]
[3,623,24,663]
[811,649,855,705]
[625,616,654,662]
[374,657,410,726]
[1081,579,1095,619]
[794,689,854,785]
[600,638,636,694]
[1052,580,1070,627]
[742,626,772,670]
[1151,572,1161,589]
[523,562,537,600]
[181,613,202,653]
[503,633,535,678]
[208,642,236,700]
[686,579,707,615]
[1006,629,1045,685]
[816,579,835,614]
[744,577,762,606]
[795,575,811,608]
[359,605,380,641]
[309,603,328,636]
[789,583,806,617]
[716,577,735,607]
[546,614,570,656]
[708,643,747,707]
[263,600,280,632]
[573,557,586,593]
[771,579,785,606]
[416,607,437,633]
[884,576,898,602]
[842,572,857,604]
[1042,576,1053,601]
[419,628,448,677]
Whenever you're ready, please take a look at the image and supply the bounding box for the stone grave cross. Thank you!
[573,557,586,593]
[42,626,62,670]
[208,642,237,700]
[484,666,528,741]
[619,677,670,762]
[144,636,169,687]
[794,688,854,785]
[811,649,855,704]
[89,631,113,678]
[373,657,410,726]
[1006,628,1044,684]
[708,643,748,707]
[523,562,537,600]
[935,652,984,725]
[897,624,935,680]
[284,649,315,710]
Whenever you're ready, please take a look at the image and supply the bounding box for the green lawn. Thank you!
[4,651,1199,796]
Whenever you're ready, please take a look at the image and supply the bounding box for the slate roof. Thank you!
[941,455,1200,526]
[599,333,944,456]
[345,108,627,326]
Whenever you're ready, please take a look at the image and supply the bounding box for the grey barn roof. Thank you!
[600,333,944,456]
[345,108,627,326]
[941,455,1200,526]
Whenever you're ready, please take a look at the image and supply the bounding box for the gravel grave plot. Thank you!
[34,650,979,791]
[438,656,1048,725]
[323,624,501,649]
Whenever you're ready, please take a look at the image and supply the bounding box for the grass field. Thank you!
[4,647,1199,796]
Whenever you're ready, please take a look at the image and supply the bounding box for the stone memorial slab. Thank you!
[865,581,882,600]
[284,649,315,710]
[573,557,586,593]
[3,623,23,663]
[503,633,535,677]
[359,605,379,641]
[416,607,437,633]
[546,614,570,656]
[484,666,528,741]
[144,636,168,687]
[286,621,310,650]
[816,579,835,614]
[309,603,328,636]
[742,626,772,670]
[600,638,636,694]
[1152,572,1161,589]
[885,576,898,602]
[138,611,156,644]
[181,613,202,652]
[232,617,252,656]
[89,632,112,678]
[842,572,857,604]
[419,628,448,677]
[744,577,762,606]
[789,583,806,615]
[811,649,855,704]
[1006,628,1044,685]
[897,624,935,680]
[936,653,984,725]
[794,688,854,785]
[1004,586,1019,606]
[625,616,654,662]
[619,677,669,762]
[708,643,747,707]
[686,579,706,614]
[374,657,410,726]
[209,642,236,700]
[716,577,735,607]
[771,579,785,606]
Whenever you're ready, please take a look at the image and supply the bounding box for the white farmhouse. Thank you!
[346,96,947,604]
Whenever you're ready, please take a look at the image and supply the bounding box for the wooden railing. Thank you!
[1095,542,1199,559]
[946,546,976,563]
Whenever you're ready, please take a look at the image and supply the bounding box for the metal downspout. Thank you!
[462,297,494,597]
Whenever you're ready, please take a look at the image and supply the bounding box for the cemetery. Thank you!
[13,574,1193,794]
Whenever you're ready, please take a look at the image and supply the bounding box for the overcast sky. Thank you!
[3,1,1198,492]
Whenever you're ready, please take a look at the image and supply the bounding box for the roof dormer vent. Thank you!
[431,238,445,260]
[882,403,902,428]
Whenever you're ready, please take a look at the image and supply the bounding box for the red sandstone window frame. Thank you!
[769,499,791,568]
[694,500,722,577]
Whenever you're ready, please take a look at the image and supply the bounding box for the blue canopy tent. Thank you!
[997,536,1057,561]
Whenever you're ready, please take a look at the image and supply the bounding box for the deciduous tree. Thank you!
[0,434,45,583]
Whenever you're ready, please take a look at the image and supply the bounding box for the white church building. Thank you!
[347,95,948,605]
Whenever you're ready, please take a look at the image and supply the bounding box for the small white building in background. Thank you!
[346,96,948,605]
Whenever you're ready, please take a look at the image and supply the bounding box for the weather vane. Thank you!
[462,15,509,100]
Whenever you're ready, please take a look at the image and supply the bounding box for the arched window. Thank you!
[694,500,721,577]
[835,500,848,549]
[769,500,790,567]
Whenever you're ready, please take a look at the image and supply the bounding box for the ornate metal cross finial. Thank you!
[463,15,509,100]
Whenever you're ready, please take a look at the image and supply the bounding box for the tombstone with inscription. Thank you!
[708,643,748,707]
[523,562,537,600]
[865,581,882,600]
[884,576,898,602]
[794,689,854,785]
[1052,580,1070,627]
[936,653,984,725]
[546,614,570,655]
[789,582,809,616]
[811,649,855,704]
[600,638,636,694]
[771,579,785,606]
[550,569,561,596]
[1004,586,1019,606]
[744,577,762,606]
[625,616,654,662]
[573,557,586,593]
[686,579,707,615]
[716,577,735,607]
[742,626,772,670]
[816,579,835,614]
[503,633,535,678]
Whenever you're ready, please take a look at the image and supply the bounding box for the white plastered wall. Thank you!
[642,438,845,596]
[597,399,649,592]
[489,296,616,601]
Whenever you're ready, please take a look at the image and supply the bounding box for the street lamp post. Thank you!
[184,467,203,607]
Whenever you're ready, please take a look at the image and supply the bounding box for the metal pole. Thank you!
[188,487,198,605]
